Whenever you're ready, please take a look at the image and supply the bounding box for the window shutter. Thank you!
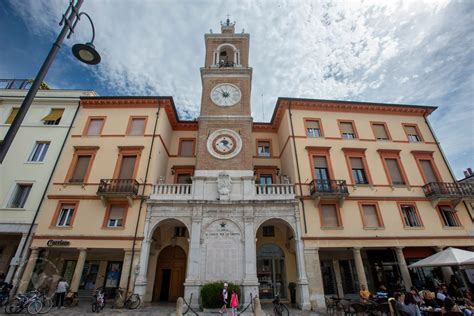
[42,109,64,121]
[180,140,194,156]
[322,205,339,227]
[109,205,125,221]
[350,157,364,169]
[71,156,91,182]
[340,122,354,134]
[5,108,19,124]
[420,160,438,183]
[386,159,404,184]
[307,120,320,129]
[118,156,137,179]
[363,205,380,227]
[313,156,328,168]
[87,119,103,135]
[373,124,388,139]
[404,125,417,135]
[129,118,145,135]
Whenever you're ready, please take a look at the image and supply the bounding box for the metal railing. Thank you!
[309,179,348,195]
[218,61,235,68]
[153,183,192,195]
[97,179,139,196]
[423,182,474,198]
[255,184,295,195]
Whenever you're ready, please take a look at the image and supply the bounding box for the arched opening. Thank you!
[256,219,297,301]
[217,44,236,67]
[146,219,189,303]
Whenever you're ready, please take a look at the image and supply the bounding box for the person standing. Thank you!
[55,278,69,309]
[220,283,228,315]
[231,290,239,316]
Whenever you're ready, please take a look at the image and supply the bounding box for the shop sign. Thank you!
[47,239,70,247]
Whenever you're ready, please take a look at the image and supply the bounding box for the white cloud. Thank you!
[7,0,474,178]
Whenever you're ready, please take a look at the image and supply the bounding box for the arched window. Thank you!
[215,43,238,68]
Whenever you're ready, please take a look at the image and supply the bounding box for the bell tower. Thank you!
[195,19,253,170]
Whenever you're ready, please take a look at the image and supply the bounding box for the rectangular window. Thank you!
[107,205,125,228]
[179,140,195,157]
[5,107,19,124]
[259,175,273,185]
[400,205,422,227]
[42,108,64,125]
[362,204,382,228]
[385,158,405,185]
[321,204,341,227]
[174,227,186,237]
[28,142,50,162]
[340,122,356,139]
[176,173,192,184]
[262,226,275,237]
[439,206,461,227]
[372,123,389,140]
[257,141,271,157]
[70,155,92,183]
[57,204,75,227]
[306,120,322,137]
[420,160,438,183]
[8,184,32,208]
[404,125,422,142]
[86,118,104,136]
[350,157,368,184]
[127,117,146,135]
[118,156,137,179]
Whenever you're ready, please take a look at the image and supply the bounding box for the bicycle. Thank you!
[113,287,141,309]
[37,290,53,314]
[91,287,106,313]
[4,290,43,314]
[272,295,289,316]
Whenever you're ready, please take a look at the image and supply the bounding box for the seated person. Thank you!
[360,285,371,302]
[422,290,439,309]
[410,287,424,306]
[376,285,389,301]
[403,292,422,316]
[442,298,465,315]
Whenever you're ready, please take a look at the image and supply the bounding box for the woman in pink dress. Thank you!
[230,290,239,316]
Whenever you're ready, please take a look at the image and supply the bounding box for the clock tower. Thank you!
[196,19,253,170]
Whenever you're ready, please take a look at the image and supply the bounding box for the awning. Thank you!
[42,108,64,122]
[408,247,474,268]
[5,107,19,124]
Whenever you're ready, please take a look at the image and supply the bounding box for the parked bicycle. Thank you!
[4,290,43,314]
[91,287,106,313]
[272,294,289,316]
[37,289,53,314]
[0,282,12,306]
[113,287,141,309]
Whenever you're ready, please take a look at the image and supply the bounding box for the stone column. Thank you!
[119,250,133,289]
[304,247,325,310]
[5,233,28,283]
[294,237,311,310]
[332,259,344,298]
[434,246,453,282]
[17,247,40,293]
[395,247,412,291]
[70,248,87,292]
[242,213,259,305]
[353,247,368,290]
[135,214,152,299]
[184,212,202,308]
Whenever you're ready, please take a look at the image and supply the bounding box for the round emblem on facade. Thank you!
[207,129,242,160]
[210,83,241,107]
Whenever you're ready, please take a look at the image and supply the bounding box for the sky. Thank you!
[0,0,473,179]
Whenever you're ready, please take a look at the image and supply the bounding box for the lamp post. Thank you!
[0,0,100,163]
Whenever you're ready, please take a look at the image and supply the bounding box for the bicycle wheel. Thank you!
[273,304,283,316]
[281,303,289,316]
[39,297,53,314]
[126,294,141,309]
[27,300,43,315]
[4,298,21,314]
[92,302,97,313]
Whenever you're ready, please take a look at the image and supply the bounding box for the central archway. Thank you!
[152,245,186,302]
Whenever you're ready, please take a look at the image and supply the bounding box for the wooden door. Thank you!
[152,246,186,302]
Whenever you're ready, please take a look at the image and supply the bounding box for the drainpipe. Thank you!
[10,99,81,292]
[288,101,308,233]
[125,101,160,295]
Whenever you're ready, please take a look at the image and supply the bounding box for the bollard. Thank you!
[253,297,265,316]
[176,297,184,316]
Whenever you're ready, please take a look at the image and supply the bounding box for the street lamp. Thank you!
[0,0,100,163]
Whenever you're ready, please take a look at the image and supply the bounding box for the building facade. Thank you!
[0,82,95,286]
[18,22,474,311]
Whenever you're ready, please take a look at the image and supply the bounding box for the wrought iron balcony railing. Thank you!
[309,179,349,196]
[97,179,139,196]
[423,182,474,198]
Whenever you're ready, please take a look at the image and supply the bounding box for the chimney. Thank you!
[464,171,470,177]
[468,168,473,175]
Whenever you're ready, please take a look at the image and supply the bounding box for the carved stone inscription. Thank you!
[203,220,243,282]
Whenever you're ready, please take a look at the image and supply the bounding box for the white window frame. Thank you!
[56,206,75,227]
[7,183,33,209]
[401,205,421,227]
[28,142,50,162]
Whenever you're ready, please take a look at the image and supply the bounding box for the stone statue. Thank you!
[217,172,232,200]
[176,297,184,315]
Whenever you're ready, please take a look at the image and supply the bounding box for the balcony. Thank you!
[309,179,349,206]
[152,184,192,201]
[255,184,295,200]
[423,182,474,207]
[97,179,139,205]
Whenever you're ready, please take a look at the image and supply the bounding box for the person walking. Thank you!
[55,278,69,309]
[220,283,229,315]
[231,290,239,316]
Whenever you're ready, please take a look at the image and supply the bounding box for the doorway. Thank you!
[257,244,286,300]
[153,246,186,302]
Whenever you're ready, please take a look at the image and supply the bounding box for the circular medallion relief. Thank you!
[210,83,241,107]
[207,129,242,160]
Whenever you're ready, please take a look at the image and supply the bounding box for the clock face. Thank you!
[210,83,241,107]
[207,129,242,160]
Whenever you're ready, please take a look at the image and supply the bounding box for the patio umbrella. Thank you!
[408,247,474,268]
